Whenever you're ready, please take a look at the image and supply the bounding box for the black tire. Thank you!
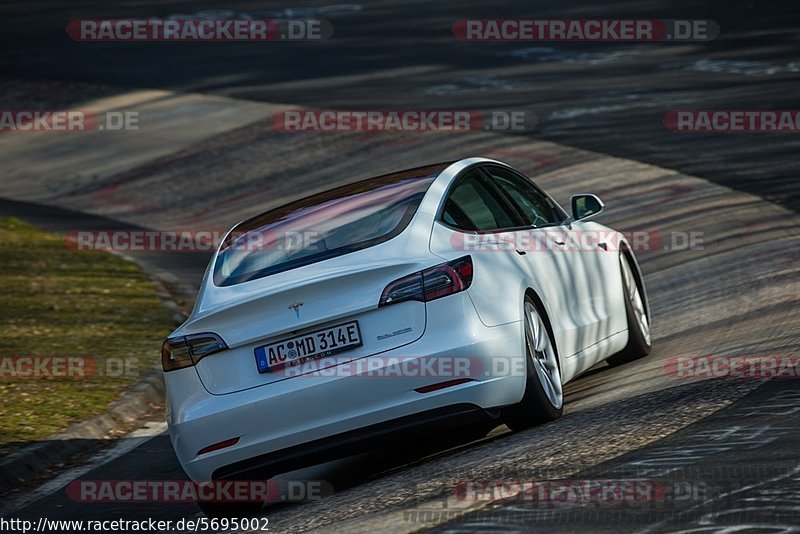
[505,295,564,432]
[607,252,652,366]
[197,499,265,518]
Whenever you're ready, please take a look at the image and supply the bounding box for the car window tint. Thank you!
[444,170,517,231]
[486,166,559,227]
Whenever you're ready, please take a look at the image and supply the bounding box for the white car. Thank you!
[162,157,651,514]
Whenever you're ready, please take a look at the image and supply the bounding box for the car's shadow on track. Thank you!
[255,356,634,516]
[257,421,506,513]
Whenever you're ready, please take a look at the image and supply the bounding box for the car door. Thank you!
[428,167,579,366]
[480,164,611,362]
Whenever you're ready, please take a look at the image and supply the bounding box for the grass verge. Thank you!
[0,217,176,451]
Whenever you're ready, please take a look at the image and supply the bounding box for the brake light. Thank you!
[379,256,473,307]
[161,333,228,372]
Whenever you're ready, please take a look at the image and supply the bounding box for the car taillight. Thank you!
[161,333,228,372]
[379,256,473,307]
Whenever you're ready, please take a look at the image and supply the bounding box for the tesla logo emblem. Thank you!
[288,302,303,319]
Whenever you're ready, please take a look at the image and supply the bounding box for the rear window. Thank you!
[213,163,448,286]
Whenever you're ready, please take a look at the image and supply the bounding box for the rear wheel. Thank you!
[505,296,564,431]
[607,253,652,366]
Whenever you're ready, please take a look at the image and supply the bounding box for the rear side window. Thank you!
[484,166,561,227]
[442,170,517,231]
[214,163,447,286]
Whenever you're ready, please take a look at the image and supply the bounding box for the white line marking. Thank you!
[0,421,167,515]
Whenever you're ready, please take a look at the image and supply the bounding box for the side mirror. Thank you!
[571,194,604,221]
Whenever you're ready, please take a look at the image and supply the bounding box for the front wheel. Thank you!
[607,253,652,366]
[505,296,564,432]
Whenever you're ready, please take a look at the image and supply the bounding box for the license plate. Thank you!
[254,320,362,373]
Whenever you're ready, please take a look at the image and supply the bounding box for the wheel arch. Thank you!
[617,240,651,323]
[522,287,563,372]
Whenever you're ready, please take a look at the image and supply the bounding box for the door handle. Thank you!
[515,249,527,255]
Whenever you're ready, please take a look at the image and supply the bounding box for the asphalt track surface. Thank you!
[2,131,798,532]
[0,1,799,533]
[1,0,799,212]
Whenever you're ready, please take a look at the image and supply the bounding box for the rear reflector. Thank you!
[414,378,475,394]
[197,437,240,456]
[379,255,473,307]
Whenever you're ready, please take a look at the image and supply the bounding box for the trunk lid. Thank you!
[185,249,432,394]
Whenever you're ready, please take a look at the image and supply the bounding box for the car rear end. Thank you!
[163,163,523,482]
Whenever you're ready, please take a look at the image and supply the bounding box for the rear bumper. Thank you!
[166,293,525,481]
[213,403,495,480]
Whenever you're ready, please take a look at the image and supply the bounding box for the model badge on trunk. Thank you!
[288,302,303,318]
